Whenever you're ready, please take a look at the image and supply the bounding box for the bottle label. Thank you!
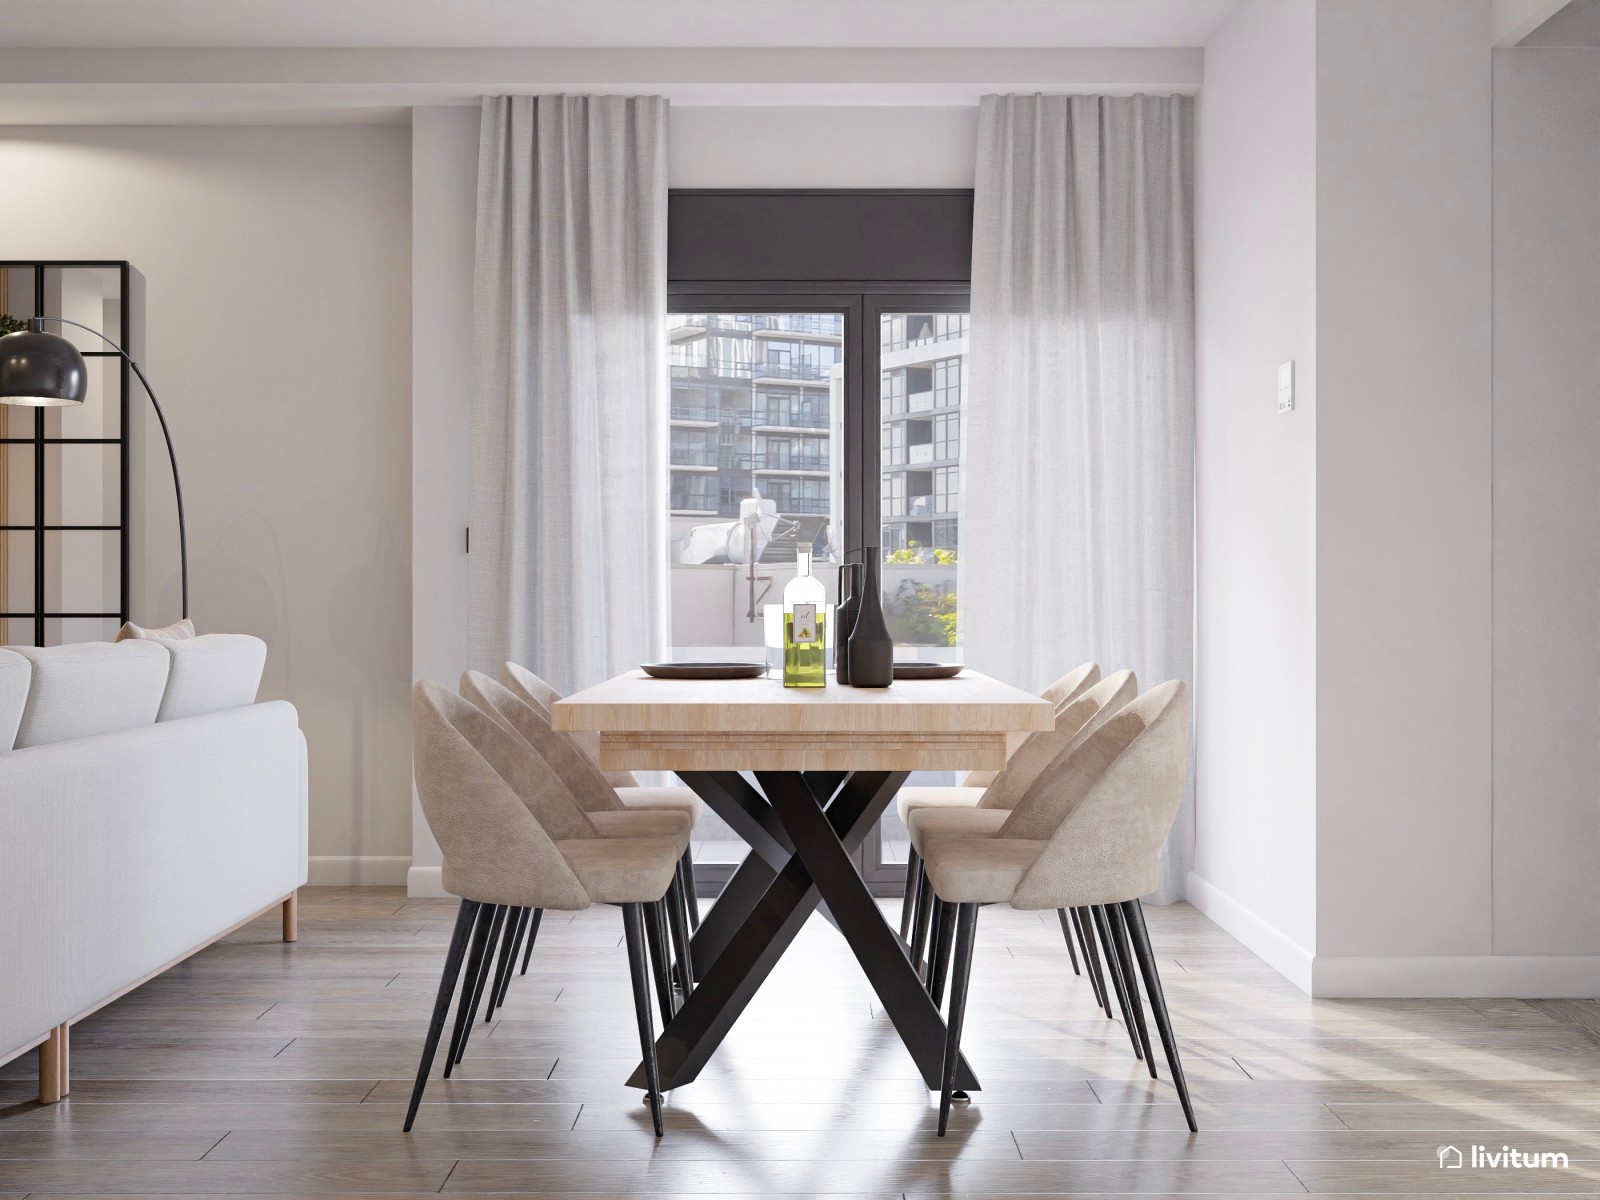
[792,603,817,644]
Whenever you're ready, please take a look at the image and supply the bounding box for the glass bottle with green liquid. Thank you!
[782,547,827,687]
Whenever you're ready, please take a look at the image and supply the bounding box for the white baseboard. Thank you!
[1186,871,1314,993]
[1188,871,1600,998]
[1312,955,1600,998]
[306,856,412,886]
[406,864,447,898]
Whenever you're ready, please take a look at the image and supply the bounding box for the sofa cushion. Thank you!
[0,649,29,753]
[116,617,196,642]
[153,634,267,722]
[11,641,170,749]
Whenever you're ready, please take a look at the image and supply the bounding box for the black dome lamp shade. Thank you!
[0,325,88,406]
[0,317,189,618]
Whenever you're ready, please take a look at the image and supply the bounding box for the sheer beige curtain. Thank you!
[964,93,1195,902]
[470,95,669,695]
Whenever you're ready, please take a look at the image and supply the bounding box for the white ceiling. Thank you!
[0,0,1239,50]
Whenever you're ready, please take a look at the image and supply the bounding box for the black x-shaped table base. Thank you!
[625,769,979,1094]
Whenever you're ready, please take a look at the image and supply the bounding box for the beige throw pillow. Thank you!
[116,617,196,642]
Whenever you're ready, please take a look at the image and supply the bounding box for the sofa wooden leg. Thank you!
[283,891,299,943]
[39,1025,64,1104]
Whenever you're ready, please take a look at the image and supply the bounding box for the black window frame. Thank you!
[668,191,972,893]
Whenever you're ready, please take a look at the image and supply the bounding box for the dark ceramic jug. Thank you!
[846,551,893,688]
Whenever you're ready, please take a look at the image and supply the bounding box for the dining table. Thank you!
[553,666,1054,1095]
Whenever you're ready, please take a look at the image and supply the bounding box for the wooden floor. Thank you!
[3,887,1599,1197]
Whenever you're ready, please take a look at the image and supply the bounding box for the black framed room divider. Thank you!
[0,260,137,646]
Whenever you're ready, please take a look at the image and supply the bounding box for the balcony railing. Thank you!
[753,360,831,381]
[670,490,718,508]
[757,456,829,473]
[670,447,719,467]
[670,404,720,423]
[753,406,828,429]
[754,314,844,336]
[768,496,830,515]
[671,359,754,380]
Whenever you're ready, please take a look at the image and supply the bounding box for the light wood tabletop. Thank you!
[553,668,1054,772]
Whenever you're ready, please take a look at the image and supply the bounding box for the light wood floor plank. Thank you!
[0,886,1593,1198]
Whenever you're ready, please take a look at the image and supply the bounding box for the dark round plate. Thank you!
[641,662,767,680]
[893,663,964,680]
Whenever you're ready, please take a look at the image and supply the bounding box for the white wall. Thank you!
[669,107,977,188]
[408,104,477,897]
[1191,0,1319,988]
[1490,48,1600,965]
[0,125,415,885]
[1312,0,1494,982]
[1195,1,1600,997]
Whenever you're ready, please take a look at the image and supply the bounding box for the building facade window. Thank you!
[933,356,964,408]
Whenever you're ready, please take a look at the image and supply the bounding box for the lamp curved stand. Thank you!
[30,316,188,621]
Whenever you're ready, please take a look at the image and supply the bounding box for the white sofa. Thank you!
[0,637,307,1101]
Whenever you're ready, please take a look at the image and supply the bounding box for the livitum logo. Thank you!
[1437,1143,1570,1170]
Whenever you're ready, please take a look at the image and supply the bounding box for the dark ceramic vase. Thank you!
[835,561,863,684]
[846,552,893,688]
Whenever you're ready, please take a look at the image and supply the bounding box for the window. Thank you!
[667,189,974,885]
[879,309,969,660]
[934,356,964,408]
[882,370,906,415]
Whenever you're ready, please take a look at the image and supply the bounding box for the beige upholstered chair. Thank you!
[906,671,1140,1045]
[502,661,706,931]
[407,681,680,1137]
[955,661,1101,793]
[898,669,1134,945]
[460,670,698,1008]
[920,680,1195,1135]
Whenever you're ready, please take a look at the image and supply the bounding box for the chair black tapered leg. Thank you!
[450,903,505,1068]
[938,902,979,1137]
[666,874,695,997]
[1073,907,1110,1015]
[1107,902,1156,1078]
[909,865,935,973]
[494,907,531,1010]
[1122,899,1197,1132]
[403,899,479,1132]
[642,899,676,1021]
[679,849,700,932]
[519,909,544,975]
[485,907,524,1021]
[1056,909,1081,975]
[928,898,956,1008]
[621,903,664,1137]
[900,848,922,940]
[923,895,945,991]
[444,903,501,1076]
[1090,905,1144,1061]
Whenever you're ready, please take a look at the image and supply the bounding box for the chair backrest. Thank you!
[501,660,639,789]
[1041,661,1101,708]
[1008,680,1191,909]
[411,680,589,910]
[979,669,1137,810]
[472,670,623,813]
[456,672,600,840]
[964,660,1102,788]
[502,660,562,713]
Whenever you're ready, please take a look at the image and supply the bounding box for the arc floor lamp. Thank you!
[0,318,188,619]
